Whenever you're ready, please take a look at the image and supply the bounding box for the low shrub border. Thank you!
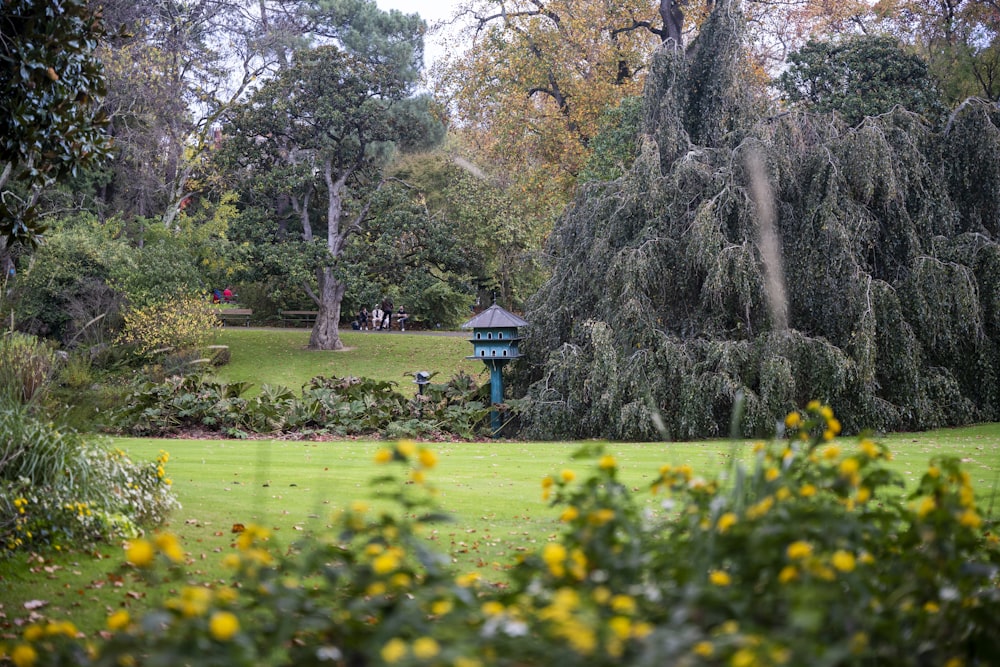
[3,402,998,666]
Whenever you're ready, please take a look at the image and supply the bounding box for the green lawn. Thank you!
[213,328,482,393]
[2,428,998,637]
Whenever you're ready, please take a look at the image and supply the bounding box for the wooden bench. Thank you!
[217,308,253,327]
[280,310,318,327]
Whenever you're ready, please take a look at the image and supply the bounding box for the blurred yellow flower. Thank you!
[208,611,239,641]
[374,449,393,464]
[786,541,812,560]
[153,532,184,563]
[106,610,130,631]
[11,644,37,667]
[397,440,416,458]
[693,641,714,657]
[560,469,576,482]
[831,550,856,573]
[418,448,438,468]
[708,570,731,586]
[413,637,440,659]
[716,512,738,533]
[125,539,154,568]
[381,638,407,663]
[784,411,802,429]
[599,454,616,470]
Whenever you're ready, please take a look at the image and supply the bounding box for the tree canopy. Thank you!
[220,0,444,349]
[0,0,110,243]
[514,0,1000,440]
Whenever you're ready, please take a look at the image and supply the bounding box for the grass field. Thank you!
[2,328,999,637]
[214,328,482,393]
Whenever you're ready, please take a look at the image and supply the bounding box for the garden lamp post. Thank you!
[461,304,528,437]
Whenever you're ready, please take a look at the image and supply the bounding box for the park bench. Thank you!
[280,310,318,327]
[217,308,253,327]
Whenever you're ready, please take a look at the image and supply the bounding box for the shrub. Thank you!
[7,404,999,666]
[117,294,221,357]
[0,403,180,554]
[0,332,60,405]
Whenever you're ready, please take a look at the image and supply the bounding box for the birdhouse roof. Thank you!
[461,304,529,329]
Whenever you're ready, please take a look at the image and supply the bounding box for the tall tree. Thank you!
[514,0,1000,440]
[222,30,443,349]
[0,0,109,254]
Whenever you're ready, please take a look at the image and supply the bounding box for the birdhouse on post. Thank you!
[461,304,528,436]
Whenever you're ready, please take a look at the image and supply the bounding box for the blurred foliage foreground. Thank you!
[3,403,999,667]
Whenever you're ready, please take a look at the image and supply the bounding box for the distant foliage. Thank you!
[8,404,1000,666]
[777,35,946,126]
[515,0,1000,440]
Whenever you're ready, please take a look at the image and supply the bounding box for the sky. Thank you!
[374,0,468,68]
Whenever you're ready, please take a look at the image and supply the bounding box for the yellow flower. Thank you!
[716,512,738,533]
[396,440,416,458]
[708,570,731,586]
[609,616,632,639]
[418,448,437,468]
[23,625,43,642]
[784,411,802,429]
[731,647,758,667]
[778,565,798,583]
[107,610,130,631]
[859,438,879,458]
[916,496,936,519]
[413,637,440,659]
[856,486,871,503]
[610,594,637,614]
[11,644,37,667]
[125,539,155,568]
[831,550,856,573]
[542,542,567,576]
[923,601,940,613]
[786,541,813,560]
[560,469,576,482]
[822,444,841,460]
[799,483,817,498]
[598,454,617,470]
[154,532,184,563]
[374,449,393,464]
[958,509,982,529]
[944,658,964,667]
[588,508,615,526]
[372,551,401,575]
[693,641,714,657]
[560,506,579,522]
[481,600,505,616]
[827,417,842,435]
[765,467,780,482]
[431,599,453,616]
[208,611,240,641]
[839,457,860,476]
[381,638,407,663]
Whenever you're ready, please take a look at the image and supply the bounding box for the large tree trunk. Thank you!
[308,266,346,350]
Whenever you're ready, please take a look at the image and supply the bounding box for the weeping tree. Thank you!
[514,0,1000,440]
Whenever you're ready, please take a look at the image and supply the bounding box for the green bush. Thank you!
[0,332,60,405]
[6,403,998,666]
[0,403,180,554]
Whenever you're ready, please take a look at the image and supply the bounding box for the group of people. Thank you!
[357,300,408,331]
[211,287,234,303]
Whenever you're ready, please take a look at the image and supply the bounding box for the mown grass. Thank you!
[2,429,998,636]
[214,328,482,393]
